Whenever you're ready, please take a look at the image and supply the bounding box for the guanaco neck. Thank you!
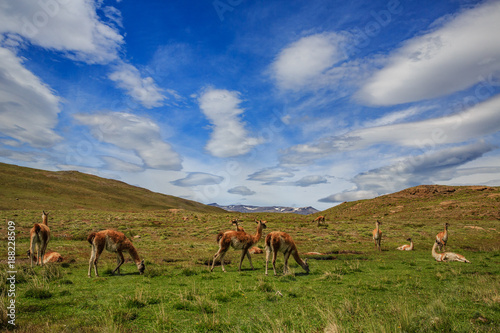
[253,223,264,243]
[292,249,305,266]
[126,243,142,265]
[432,242,442,261]
[42,212,48,226]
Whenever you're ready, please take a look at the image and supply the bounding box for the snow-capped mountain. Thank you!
[208,203,319,215]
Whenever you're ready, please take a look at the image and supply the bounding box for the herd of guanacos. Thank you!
[26,212,470,278]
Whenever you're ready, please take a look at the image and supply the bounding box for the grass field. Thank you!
[1,208,499,332]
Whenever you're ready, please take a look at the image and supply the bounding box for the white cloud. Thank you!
[320,190,378,203]
[282,94,500,165]
[101,156,143,172]
[198,88,264,158]
[73,112,182,170]
[271,32,347,91]
[0,1,168,108]
[357,1,500,105]
[108,62,166,108]
[0,0,123,64]
[0,46,62,147]
[171,172,224,187]
[295,175,328,187]
[319,141,496,202]
[362,106,431,127]
[228,186,256,196]
[247,167,294,183]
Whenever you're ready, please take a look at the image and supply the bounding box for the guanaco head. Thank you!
[255,219,267,229]
[138,259,145,274]
[407,238,412,241]
[376,220,382,225]
[445,222,449,228]
[42,211,49,223]
[303,258,310,273]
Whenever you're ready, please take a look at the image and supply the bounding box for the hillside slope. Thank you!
[321,185,500,222]
[0,162,224,213]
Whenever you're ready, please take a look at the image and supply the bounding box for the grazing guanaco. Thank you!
[87,230,145,277]
[432,240,470,263]
[436,223,449,251]
[265,231,309,275]
[211,220,267,272]
[396,238,414,251]
[29,211,51,267]
[313,215,325,226]
[27,250,63,264]
[372,220,382,252]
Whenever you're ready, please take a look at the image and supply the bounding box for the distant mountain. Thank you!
[209,203,319,215]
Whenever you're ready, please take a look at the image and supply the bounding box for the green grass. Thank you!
[1,249,499,332]
[1,209,499,332]
[0,164,499,331]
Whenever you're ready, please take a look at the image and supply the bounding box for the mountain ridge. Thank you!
[209,203,319,215]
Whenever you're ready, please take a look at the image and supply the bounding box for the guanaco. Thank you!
[27,250,63,264]
[432,240,470,263]
[87,230,145,277]
[396,238,414,251]
[265,231,309,275]
[436,223,449,251]
[372,220,382,252]
[313,215,325,226]
[29,211,51,267]
[211,220,267,272]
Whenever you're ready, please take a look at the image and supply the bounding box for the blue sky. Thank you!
[1,0,500,210]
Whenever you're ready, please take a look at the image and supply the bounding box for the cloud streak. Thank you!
[171,172,224,187]
[74,112,182,171]
[357,1,500,105]
[271,32,348,91]
[320,141,496,203]
[0,0,123,64]
[282,94,500,165]
[228,186,256,196]
[0,46,62,148]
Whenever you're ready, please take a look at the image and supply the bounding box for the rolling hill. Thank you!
[321,184,500,222]
[0,162,224,213]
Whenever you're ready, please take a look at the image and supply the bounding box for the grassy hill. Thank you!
[0,162,224,213]
[321,184,500,222]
